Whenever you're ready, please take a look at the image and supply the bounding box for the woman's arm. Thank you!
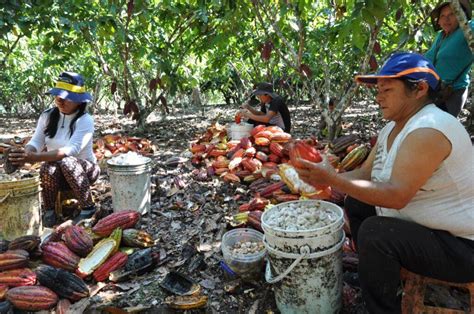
[296,128,450,208]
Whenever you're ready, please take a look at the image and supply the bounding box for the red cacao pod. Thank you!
[0,250,29,271]
[0,268,36,287]
[42,242,80,272]
[92,210,140,237]
[63,226,93,257]
[93,252,128,282]
[6,286,58,311]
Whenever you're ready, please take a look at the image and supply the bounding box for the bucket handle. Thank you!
[265,244,310,284]
[264,235,345,284]
[0,192,11,204]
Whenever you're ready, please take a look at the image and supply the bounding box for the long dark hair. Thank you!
[44,103,87,138]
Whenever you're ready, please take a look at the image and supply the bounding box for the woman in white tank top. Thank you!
[294,52,474,314]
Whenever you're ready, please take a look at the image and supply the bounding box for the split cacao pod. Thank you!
[0,268,36,287]
[122,229,154,248]
[0,250,29,271]
[36,265,89,301]
[7,235,40,253]
[243,147,256,158]
[6,286,58,311]
[289,141,322,168]
[92,252,128,282]
[76,238,116,277]
[42,242,80,272]
[92,210,140,237]
[255,151,268,162]
[255,130,273,139]
[239,137,252,149]
[63,226,94,257]
[266,125,284,133]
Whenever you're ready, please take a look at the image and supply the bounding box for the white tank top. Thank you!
[371,104,474,240]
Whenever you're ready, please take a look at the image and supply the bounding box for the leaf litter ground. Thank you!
[0,99,472,313]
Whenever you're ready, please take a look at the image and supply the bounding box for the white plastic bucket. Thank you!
[262,200,345,314]
[0,175,42,240]
[229,122,253,140]
[107,158,151,214]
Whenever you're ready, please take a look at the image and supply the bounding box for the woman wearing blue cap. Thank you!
[294,52,474,313]
[8,72,99,227]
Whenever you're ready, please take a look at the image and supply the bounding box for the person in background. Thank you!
[9,72,99,227]
[318,97,342,139]
[239,82,291,133]
[294,52,474,314]
[425,0,473,117]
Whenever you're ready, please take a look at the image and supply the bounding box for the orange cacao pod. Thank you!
[92,210,140,237]
[255,130,273,139]
[269,142,284,157]
[270,132,291,143]
[0,250,29,271]
[268,153,281,163]
[223,173,241,183]
[250,125,266,137]
[0,268,36,287]
[254,137,270,146]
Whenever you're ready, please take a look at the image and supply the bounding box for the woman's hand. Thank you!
[294,156,337,187]
[8,148,29,165]
[240,103,251,110]
[239,109,251,118]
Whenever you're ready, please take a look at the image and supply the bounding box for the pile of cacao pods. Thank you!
[0,210,158,312]
[92,134,155,161]
[190,123,372,232]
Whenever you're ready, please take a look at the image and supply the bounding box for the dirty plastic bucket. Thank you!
[107,158,151,214]
[229,122,253,140]
[0,175,42,240]
[262,200,345,314]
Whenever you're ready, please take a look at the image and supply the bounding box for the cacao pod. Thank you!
[247,211,263,232]
[250,125,266,137]
[239,137,252,149]
[255,151,268,162]
[261,41,273,61]
[268,153,281,163]
[190,143,206,154]
[77,238,116,277]
[254,137,270,146]
[0,250,29,271]
[92,210,140,237]
[259,181,286,198]
[42,242,79,272]
[223,173,240,183]
[300,64,313,78]
[329,134,359,154]
[339,145,370,171]
[248,197,269,211]
[93,252,128,282]
[110,81,117,94]
[0,268,36,287]
[0,300,12,313]
[228,157,242,170]
[373,41,381,55]
[6,286,58,311]
[289,141,322,167]
[269,142,284,157]
[243,147,256,158]
[270,132,291,143]
[235,169,252,178]
[369,55,378,71]
[122,229,154,248]
[8,236,40,253]
[36,265,89,301]
[255,130,273,139]
[63,226,93,257]
[164,295,208,310]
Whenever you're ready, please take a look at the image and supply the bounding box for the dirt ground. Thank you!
[0,99,472,313]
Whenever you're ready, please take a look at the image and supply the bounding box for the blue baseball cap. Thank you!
[46,72,93,103]
[355,52,440,90]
